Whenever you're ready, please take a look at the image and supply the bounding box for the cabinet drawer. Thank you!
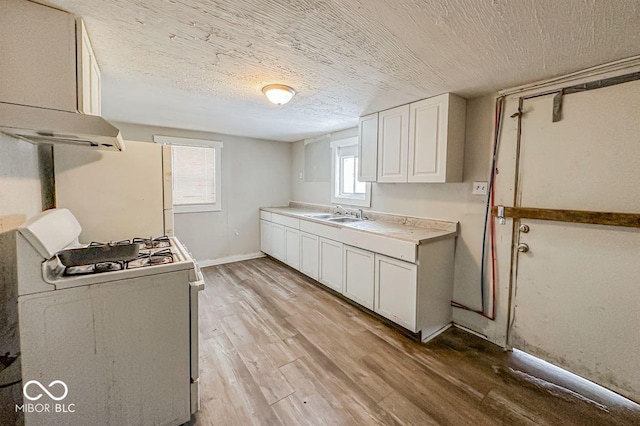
[272,213,300,229]
[299,220,341,241]
[260,210,272,221]
[341,228,416,263]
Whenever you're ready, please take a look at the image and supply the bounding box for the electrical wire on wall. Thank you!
[451,95,506,321]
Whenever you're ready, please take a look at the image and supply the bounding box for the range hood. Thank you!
[0,102,124,151]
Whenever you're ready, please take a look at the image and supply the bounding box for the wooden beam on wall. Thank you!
[0,214,26,233]
[491,206,640,229]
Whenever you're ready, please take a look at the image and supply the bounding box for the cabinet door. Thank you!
[343,245,375,310]
[260,220,272,255]
[300,231,319,280]
[377,105,410,182]
[0,0,77,111]
[408,94,465,183]
[271,223,285,262]
[408,95,449,182]
[77,19,101,115]
[90,54,102,115]
[285,227,300,269]
[318,238,343,293]
[358,113,378,182]
[374,254,417,331]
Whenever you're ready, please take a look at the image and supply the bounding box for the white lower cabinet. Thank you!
[300,232,319,280]
[374,254,418,332]
[343,245,375,310]
[260,211,455,340]
[271,223,285,262]
[318,237,343,293]
[260,219,272,255]
[284,227,300,269]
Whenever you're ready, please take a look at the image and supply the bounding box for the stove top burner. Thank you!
[63,236,175,276]
[133,236,171,250]
[127,248,174,269]
[64,261,125,276]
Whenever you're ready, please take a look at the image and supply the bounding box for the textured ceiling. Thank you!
[45,0,640,141]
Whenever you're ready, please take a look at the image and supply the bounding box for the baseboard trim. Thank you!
[198,252,265,268]
[421,322,453,343]
[453,323,489,340]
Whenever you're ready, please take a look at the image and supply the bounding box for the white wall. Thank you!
[0,133,42,424]
[291,96,503,343]
[0,133,42,219]
[55,141,166,242]
[112,122,291,264]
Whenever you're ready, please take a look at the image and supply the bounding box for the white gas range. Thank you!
[15,208,203,426]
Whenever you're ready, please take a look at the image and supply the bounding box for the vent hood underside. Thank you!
[0,102,124,151]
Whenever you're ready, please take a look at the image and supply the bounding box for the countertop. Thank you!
[261,205,458,245]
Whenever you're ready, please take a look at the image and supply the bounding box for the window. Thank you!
[331,137,371,207]
[154,135,223,213]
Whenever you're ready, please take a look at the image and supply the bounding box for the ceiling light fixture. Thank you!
[262,84,296,105]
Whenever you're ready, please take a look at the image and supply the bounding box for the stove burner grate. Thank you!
[64,260,125,276]
[127,248,175,269]
[62,237,175,276]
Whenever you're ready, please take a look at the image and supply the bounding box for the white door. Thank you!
[358,113,378,182]
[510,80,640,401]
[300,231,319,280]
[343,245,375,309]
[318,237,343,293]
[374,254,417,331]
[284,227,300,269]
[377,105,409,182]
[260,220,272,255]
[271,223,285,262]
[408,96,446,182]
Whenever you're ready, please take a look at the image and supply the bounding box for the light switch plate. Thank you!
[472,181,488,195]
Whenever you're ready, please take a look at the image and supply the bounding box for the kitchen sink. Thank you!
[328,217,363,223]
[305,213,338,219]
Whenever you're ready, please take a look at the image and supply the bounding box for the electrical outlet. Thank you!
[472,181,488,195]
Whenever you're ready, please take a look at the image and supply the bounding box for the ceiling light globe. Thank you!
[262,84,296,105]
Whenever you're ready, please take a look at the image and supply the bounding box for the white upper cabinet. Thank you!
[357,113,378,182]
[0,2,102,115]
[77,19,102,116]
[0,0,77,111]
[408,93,466,183]
[377,105,410,183]
[358,93,466,184]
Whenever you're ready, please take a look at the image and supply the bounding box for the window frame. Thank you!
[330,136,371,207]
[154,135,223,214]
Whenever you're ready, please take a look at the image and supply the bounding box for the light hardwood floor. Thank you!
[191,257,640,425]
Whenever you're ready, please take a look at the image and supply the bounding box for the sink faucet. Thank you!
[357,209,365,219]
[335,205,347,215]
